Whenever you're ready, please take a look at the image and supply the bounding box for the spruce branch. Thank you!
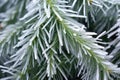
[107,18,120,64]
[0,0,29,55]
[0,0,120,80]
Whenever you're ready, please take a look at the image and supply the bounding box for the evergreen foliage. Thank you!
[0,0,120,80]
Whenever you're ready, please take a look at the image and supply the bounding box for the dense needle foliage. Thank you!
[0,0,120,80]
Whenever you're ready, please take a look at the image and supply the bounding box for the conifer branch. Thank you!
[0,0,120,80]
